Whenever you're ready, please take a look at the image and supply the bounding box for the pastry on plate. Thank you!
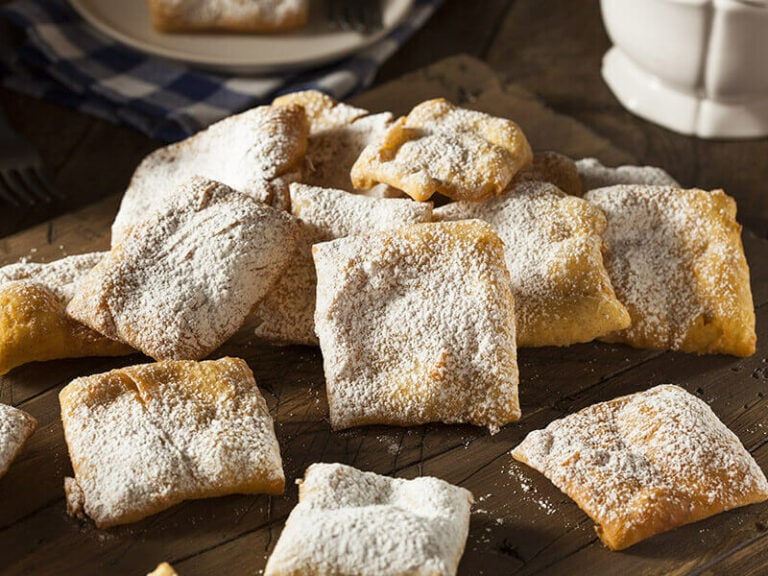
[111,103,307,245]
[0,253,133,375]
[512,384,768,550]
[247,183,433,345]
[351,98,533,202]
[69,177,298,361]
[586,185,755,356]
[512,151,582,196]
[313,220,519,432]
[0,403,37,478]
[61,357,284,528]
[264,463,473,576]
[148,0,308,33]
[576,157,678,193]
[435,182,629,347]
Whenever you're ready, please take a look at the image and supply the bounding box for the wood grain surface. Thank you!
[0,57,767,575]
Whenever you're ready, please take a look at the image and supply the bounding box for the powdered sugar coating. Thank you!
[576,158,678,193]
[264,463,473,576]
[69,177,298,360]
[313,220,520,432]
[112,104,307,245]
[149,0,308,32]
[585,185,755,356]
[351,98,533,202]
[247,183,433,345]
[0,403,36,478]
[435,182,629,347]
[61,357,284,528]
[512,384,768,550]
[0,252,105,302]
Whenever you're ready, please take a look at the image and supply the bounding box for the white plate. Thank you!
[68,0,414,74]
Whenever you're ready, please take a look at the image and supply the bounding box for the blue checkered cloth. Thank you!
[0,0,442,142]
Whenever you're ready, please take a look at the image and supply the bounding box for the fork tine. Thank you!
[30,167,64,200]
[0,174,22,208]
[363,0,383,32]
[7,169,48,205]
[1,171,35,207]
[23,168,57,203]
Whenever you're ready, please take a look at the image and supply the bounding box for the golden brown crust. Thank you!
[586,186,756,357]
[512,151,582,196]
[60,357,284,528]
[351,98,532,202]
[148,0,308,33]
[513,385,768,550]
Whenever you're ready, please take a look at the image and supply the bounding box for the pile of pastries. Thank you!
[0,90,763,574]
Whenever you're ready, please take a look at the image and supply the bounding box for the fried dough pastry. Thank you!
[61,357,284,528]
[0,254,133,375]
[247,183,433,345]
[147,563,178,576]
[69,177,298,361]
[148,0,308,32]
[0,403,36,479]
[513,384,768,550]
[112,103,307,245]
[351,98,533,202]
[586,185,755,356]
[576,157,678,193]
[264,463,473,576]
[313,220,520,432]
[435,182,629,347]
[513,151,582,196]
[274,90,402,197]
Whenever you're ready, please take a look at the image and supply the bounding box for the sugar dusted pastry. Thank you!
[147,563,178,576]
[435,182,629,347]
[586,185,755,356]
[351,98,533,202]
[0,403,36,479]
[112,103,307,245]
[512,384,768,550]
[274,90,401,197]
[513,151,582,196]
[69,177,298,361]
[264,463,473,576]
[148,0,308,32]
[0,254,133,375]
[576,157,678,193]
[247,183,433,345]
[61,357,284,528]
[313,220,520,431]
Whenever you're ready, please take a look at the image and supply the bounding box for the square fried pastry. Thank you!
[313,220,520,432]
[435,182,630,347]
[274,90,401,197]
[585,185,755,356]
[147,563,178,576]
[148,0,308,32]
[351,98,533,202]
[111,103,307,245]
[512,384,768,550]
[576,157,678,193]
[0,403,36,478]
[61,357,284,528]
[69,177,298,361]
[247,183,433,345]
[264,463,473,576]
[512,151,582,196]
[0,253,133,375]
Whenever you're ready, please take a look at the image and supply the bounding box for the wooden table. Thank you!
[2,2,768,575]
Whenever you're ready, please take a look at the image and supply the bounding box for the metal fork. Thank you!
[328,0,384,34]
[0,105,63,207]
